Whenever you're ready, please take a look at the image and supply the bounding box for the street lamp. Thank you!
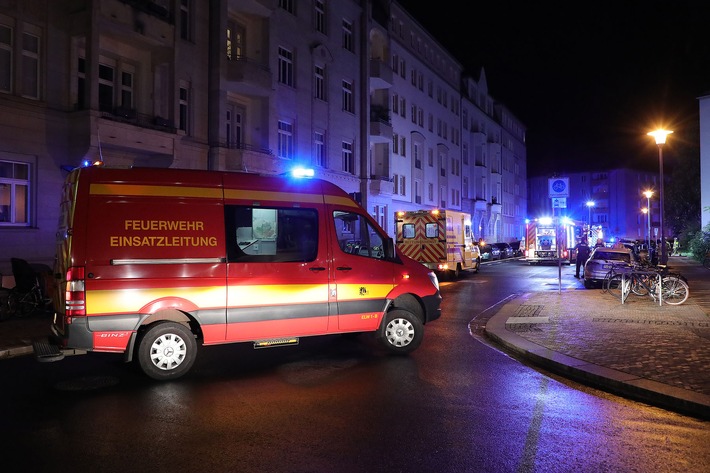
[647,129,673,265]
[585,200,595,239]
[643,190,653,251]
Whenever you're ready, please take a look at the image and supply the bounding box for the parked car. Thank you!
[509,240,524,257]
[583,247,635,289]
[479,243,501,261]
[493,242,514,259]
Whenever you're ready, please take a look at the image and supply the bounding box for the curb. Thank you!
[484,293,710,421]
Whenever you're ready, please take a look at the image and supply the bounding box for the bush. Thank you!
[687,224,710,261]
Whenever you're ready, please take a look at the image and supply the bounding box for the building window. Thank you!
[121,71,134,109]
[98,63,115,112]
[315,131,326,167]
[399,175,406,196]
[414,143,421,169]
[428,148,433,167]
[226,22,244,60]
[279,0,295,15]
[428,183,434,202]
[392,134,399,155]
[342,141,354,174]
[315,1,326,34]
[179,85,189,132]
[0,160,30,226]
[314,65,326,101]
[278,47,294,87]
[0,24,11,93]
[415,180,421,204]
[76,57,85,109]
[342,19,353,52]
[278,120,294,159]
[180,0,192,41]
[342,80,353,113]
[21,32,40,99]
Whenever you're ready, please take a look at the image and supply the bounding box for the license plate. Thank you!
[602,264,611,269]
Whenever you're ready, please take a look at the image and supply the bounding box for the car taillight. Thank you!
[65,266,86,319]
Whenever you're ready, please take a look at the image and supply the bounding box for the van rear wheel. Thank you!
[137,321,197,380]
[378,309,423,354]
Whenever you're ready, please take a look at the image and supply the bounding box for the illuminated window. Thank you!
[0,160,30,226]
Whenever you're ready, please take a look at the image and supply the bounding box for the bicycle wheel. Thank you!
[8,289,41,317]
[660,276,689,305]
[630,274,650,296]
[0,290,11,321]
[604,273,624,299]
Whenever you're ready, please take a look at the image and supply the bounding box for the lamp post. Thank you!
[647,130,672,265]
[643,190,653,251]
[585,200,595,239]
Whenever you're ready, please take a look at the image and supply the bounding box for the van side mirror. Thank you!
[384,237,396,260]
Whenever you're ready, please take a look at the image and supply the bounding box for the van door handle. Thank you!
[336,266,352,271]
[309,267,326,272]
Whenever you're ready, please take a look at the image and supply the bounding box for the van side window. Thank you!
[402,223,415,239]
[333,210,385,260]
[225,205,318,263]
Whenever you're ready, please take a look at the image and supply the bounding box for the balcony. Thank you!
[369,59,393,90]
[225,143,278,173]
[370,106,392,143]
[226,56,272,96]
[369,176,394,196]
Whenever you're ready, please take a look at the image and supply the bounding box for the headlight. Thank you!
[428,271,440,291]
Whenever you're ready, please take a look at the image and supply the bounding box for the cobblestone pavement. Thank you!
[485,256,710,420]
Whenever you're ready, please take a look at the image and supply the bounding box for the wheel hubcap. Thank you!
[386,318,414,347]
[150,333,187,370]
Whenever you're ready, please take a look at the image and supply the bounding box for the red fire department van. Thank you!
[34,166,442,380]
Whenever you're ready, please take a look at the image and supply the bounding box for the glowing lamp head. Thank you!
[648,129,673,145]
[643,190,653,199]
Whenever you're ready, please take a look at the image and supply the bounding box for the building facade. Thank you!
[0,0,527,275]
[528,169,661,244]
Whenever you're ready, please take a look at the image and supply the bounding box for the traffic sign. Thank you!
[548,178,569,198]
[552,197,567,208]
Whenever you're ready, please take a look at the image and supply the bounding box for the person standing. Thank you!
[574,237,591,278]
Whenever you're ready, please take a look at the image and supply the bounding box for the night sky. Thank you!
[403,1,710,176]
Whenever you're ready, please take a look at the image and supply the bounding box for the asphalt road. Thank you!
[0,259,708,472]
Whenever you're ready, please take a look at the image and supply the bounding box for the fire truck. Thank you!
[525,217,577,265]
[394,209,480,279]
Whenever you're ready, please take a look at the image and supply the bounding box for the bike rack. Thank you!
[621,270,662,306]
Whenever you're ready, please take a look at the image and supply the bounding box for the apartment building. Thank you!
[528,169,661,243]
[0,0,527,274]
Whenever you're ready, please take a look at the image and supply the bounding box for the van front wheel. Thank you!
[137,322,197,381]
[378,309,423,354]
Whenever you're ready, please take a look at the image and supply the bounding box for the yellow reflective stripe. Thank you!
[229,284,328,306]
[224,189,324,203]
[86,286,226,313]
[86,284,330,313]
[324,195,359,208]
[336,284,394,300]
[90,184,222,199]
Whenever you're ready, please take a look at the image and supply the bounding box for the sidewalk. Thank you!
[2,257,709,419]
[486,256,710,420]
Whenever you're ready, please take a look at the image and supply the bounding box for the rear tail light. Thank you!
[65,266,86,319]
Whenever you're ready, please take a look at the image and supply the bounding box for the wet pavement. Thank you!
[1,256,709,420]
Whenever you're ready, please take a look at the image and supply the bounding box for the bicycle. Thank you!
[605,262,689,305]
[5,258,51,318]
